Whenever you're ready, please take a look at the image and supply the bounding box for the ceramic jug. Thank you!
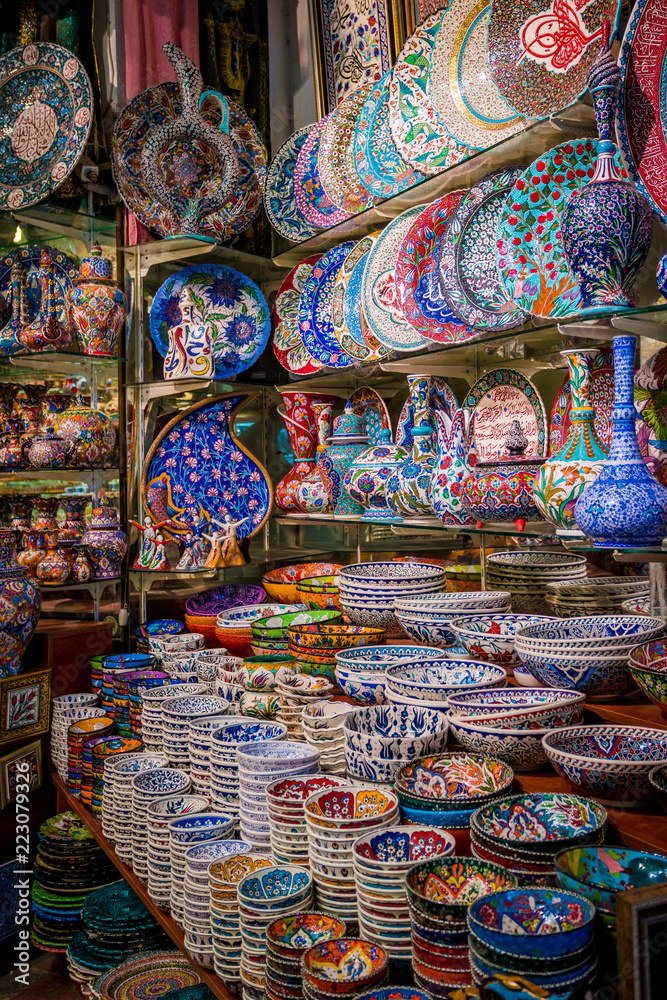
[319,412,369,519]
[430,408,476,527]
[18,248,73,352]
[68,242,126,357]
[59,494,91,542]
[0,528,41,678]
[296,401,336,515]
[386,375,439,522]
[16,530,46,578]
[274,391,338,513]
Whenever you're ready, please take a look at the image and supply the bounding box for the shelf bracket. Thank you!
[611,316,667,343]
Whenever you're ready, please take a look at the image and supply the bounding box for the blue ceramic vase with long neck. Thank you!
[574,335,667,547]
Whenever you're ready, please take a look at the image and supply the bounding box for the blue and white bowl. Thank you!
[385,660,507,703]
[515,615,664,651]
[168,812,235,842]
[395,610,511,648]
[236,740,320,773]
[131,767,191,798]
[335,666,386,705]
[237,864,312,901]
[335,644,446,671]
[514,644,636,700]
[343,704,449,760]
[447,715,551,772]
[339,562,447,586]
[344,748,403,783]
[447,687,586,730]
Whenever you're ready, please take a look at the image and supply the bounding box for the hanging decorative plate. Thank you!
[0,43,93,210]
[388,11,470,176]
[149,264,270,379]
[549,347,613,455]
[438,168,527,331]
[293,118,349,229]
[395,193,479,344]
[318,0,393,113]
[263,127,318,242]
[112,86,266,240]
[345,387,392,445]
[0,244,77,328]
[361,207,429,352]
[298,243,358,369]
[634,344,667,487]
[353,72,425,200]
[486,0,621,118]
[429,0,525,150]
[272,255,324,375]
[318,83,376,215]
[396,377,458,451]
[141,393,273,542]
[463,369,548,460]
[332,235,391,362]
[617,0,667,227]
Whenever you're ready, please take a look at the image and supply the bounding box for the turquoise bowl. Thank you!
[555,845,667,912]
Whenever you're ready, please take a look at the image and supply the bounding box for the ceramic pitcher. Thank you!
[430,408,476,527]
[274,391,338,513]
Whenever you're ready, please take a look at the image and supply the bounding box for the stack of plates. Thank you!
[130,768,192,882]
[486,550,589,616]
[162,695,229,768]
[351,826,455,959]
[301,703,357,773]
[266,774,350,865]
[52,706,107,781]
[304,784,399,921]
[276,673,334,737]
[237,741,320,850]
[265,912,347,1000]
[237,865,314,993]
[146,793,209,909]
[338,562,447,636]
[209,851,271,988]
[546,574,649,617]
[105,754,169,862]
[209,721,287,819]
[140,683,207,752]
[67,717,114,796]
[168,813,235,927]
[183,840,254,968]
[89,950,200,1000]
[188,714,239,794]
[91,737,142,819]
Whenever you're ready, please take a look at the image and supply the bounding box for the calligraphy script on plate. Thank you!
[472,386,540,460]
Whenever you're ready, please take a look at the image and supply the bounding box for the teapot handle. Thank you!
[199,90,231,135]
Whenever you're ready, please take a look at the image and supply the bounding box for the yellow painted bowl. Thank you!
[263,563,344,604]
[288,623,386,649]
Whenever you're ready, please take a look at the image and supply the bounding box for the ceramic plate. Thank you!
[332,236,390,362]
[353,71,424,199]
[346,387,392,445]
[396,377,458,451]
[298,243,357,369]
[617,0,667,226]
[318,0,393,111]
[361,206,429,352]
[486,0,621,118]
[395,193,478,344]
[293,118,349,229]
[388,11,469,175]
[0,43,93,210]
[429,0,525,149]
[150,264,270,379]
[271,255,324,375]
[463,369,548,460]
[0,244,77,328]
[112,87,265,240]
[263,127,318,242]
[549,347,613,455]
[319,83,376,215]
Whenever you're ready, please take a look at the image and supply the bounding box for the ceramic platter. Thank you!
[319,83,375,215]
[486,0,621,118]
[438,168,527,332]
[149,264,270,379]
[396,377,458,451]
[346,386,392,445]
[142,393,273,542]
[332,235,389,363]
[617,0,667,226]
[549,347,613,455]
[362,206,429,352]
[298,243,358,368]
[388,11,468,175]
[463,369,548,460]
[263,127,318,242]
[272,255,324,375]
[353,71,424,200]
[0,43,93,210]
[0,244,77,327]
[429,0,525,150]
[112,86,266,240]
[293,117,349,228]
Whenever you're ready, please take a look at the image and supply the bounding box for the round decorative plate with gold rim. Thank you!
[272,255,324,375]
[463,368,548,460]
[319,83,376,215]
[332,235,390,363]
[299,243,357,369]
[293,117,349,229]
[353,71,424,200]
[263,126,318,242]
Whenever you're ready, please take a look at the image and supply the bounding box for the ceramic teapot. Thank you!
[23,427,73,469]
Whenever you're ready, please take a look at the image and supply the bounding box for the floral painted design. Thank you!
[319,0,392,112]
[6,684,39,729]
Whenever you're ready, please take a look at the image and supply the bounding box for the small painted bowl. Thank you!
[263,564,343,604]
[167,813,234,842]
[406,857,516,921]
[289,623,386,649]
[385,660,507,701]
[628,659,667,715]
[630,637,667,670]
[266,911,346,956]
[305,785,398,829]
[470,793,607,853]
[555,844,667,912]
[395,752,514,810]
[253,609,342,640]
[344,704,449,761]
[237,864,312,901]
[352,826,455,868]
[335,667,386,705]
[451,614,559,666]
[301,939,388,994]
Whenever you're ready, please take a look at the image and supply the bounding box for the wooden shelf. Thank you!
[52,774,237,1000]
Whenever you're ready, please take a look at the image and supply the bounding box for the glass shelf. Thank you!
[0,205,117,252]
[275,514,557,541]
[0,352,122,381]
[121,236,284,284]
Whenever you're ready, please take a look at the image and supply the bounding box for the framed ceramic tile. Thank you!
[0,740,42,808]
[0,859,18,939]
[0,669,50,746]
[617,882,667,1000]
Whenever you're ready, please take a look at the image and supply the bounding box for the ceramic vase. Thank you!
[53,397,117,469]
[59,495,91,542]
[5,497,32,538]
[319,412,369,519]
[344,430,406,522]
[386,376,439,522]
[18,248,73,352]
[36,532,71,585]
[32,497,60,533]
[16,530,46,577]
[81,499,128,578]
[0,529,41,678]
[71,547,93,583]
[0,262,28,355]
[68,242,126,357]
[274,391,338,513]
[23,427,73,469]
[533,349,609,531]
[575,335,667,547]
[0,419,26,469]
[560,34,653,314]
[296,401,336,515]
[430,408,476,527]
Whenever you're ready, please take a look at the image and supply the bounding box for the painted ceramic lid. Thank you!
[79,242,113,280]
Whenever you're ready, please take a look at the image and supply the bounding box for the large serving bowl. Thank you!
[343,704,449,761]
[554,845,667,913]
[542,725,667,807]
[385,660,507,703]
[447,688,586,730]
[334,645,446,672]
[339,562,447,588]
[515,615,664,651]
[548,575,649,599]
[628,661,667,716]
[451,614,559,667]
[296,575,342,612]
[395,609,512,648]
[487,550,589,577]
[405,857,516,922]
[629,637,667,670]
[289,623,385,649]
[301,939,388,995]
[253,609,342,640]
[262,564,343,604]
[395,752,514,810]
[447,715,552,772]
[334,666,386,705]
[395,591,512,611]
[471,793,607,856]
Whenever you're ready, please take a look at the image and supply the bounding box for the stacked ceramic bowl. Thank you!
[113,670,168,737]
[238,740,320,850]
[385,659,507,713]
[135,618,184,654]
[470,793,607,885]
[267,775,351,866]
[545,574,649,618]
[80,735,121,807]
[162,694,230,768]
[343,704,450,784]
[253,609,343,658]
[149,631,205,660]
[395,752,514,833]
[265,912,347,1000]
[52,706,108,781]
[216,604,303,657]
[146,793,209,908]
[237,865,314,993]
[191,651,237,694]
[394,591,512,647]
[514,614,665,700]
[209,851,272,988]
[295,575,342,612]
[209,720,287,819]
[447,687,587,772]
[301,939,389,1000]
[486,550,589,615]
[628,638,667,714]
[334,644,447,707]
[338,562,447,635]
[352,826,456,960]
[623,595,651,614]
[215,657,247,710]
[184,583,267,642]
[301,703,357,773]
[130,768,191,882]
[188,714,244,794]
[67,717,114,796]
[129,677,185,738]
[52,693,99,777]
[96,654,156,713]
[467,887,597,992]
[140,683,207,752]
[105,754,169,861]
[276,673,334,737]
[289,621,386,682]
[91,737,142,818]
[168,813,235,927]
[304,784,399,921]
[406,857,517,993]
[450,614,559,686]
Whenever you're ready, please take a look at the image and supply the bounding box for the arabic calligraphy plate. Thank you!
[149,264,270,379]
[429,0,525,149]
[0,43,93,210]
[272,255,324,375]
[388,11,469,176]
[0,244,77,328]
[396,377,458,451]
[353,71,424,199]
[264,126,318,242]
[617,0,667,226]
[463,369,548,461]
[141,393,273,542]
[346,387,392,446]
[319,83,375,215]
[549,348,613,455]
[293,118,349,229]
[332,235,391,363]
[361,206,429,351]
[298,243,357,369]
[486,0,621,118]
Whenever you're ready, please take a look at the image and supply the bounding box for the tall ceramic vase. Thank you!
[386,375,439,522]
[320,413,369,519]
[296,401,335,515]
[533,349,609,531]
[274,391,338,513]
[430,408,476,526]
[575,336,667,547]
[0,529,41,678]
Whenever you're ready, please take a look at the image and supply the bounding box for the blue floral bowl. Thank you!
[343,704,449,760]
[131,768,191,797]
[385,660,507,702]
[335,645,446,671]
[555,845,667,913]
[447,687,585,730]
[468,888,596,959]
[447,715,549,772]
[352,826,455,868]
[167,812,234,842]
[237,864,312,901]
[335,667,386,705]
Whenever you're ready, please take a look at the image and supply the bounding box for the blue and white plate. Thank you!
[263,126,318,242]
[298,242,357,368]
